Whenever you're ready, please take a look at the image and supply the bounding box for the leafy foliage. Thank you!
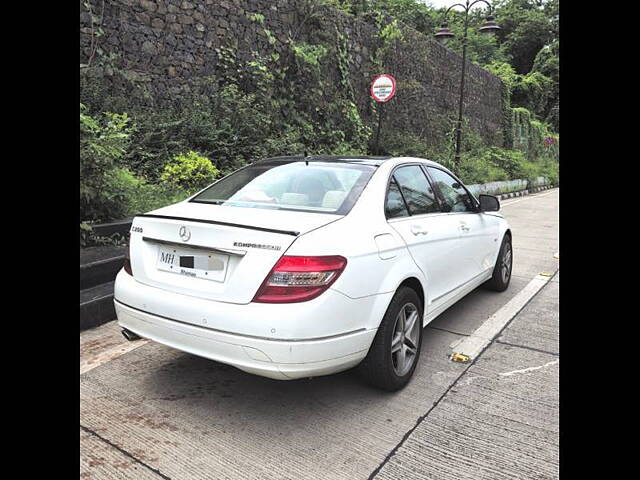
[363,0,559,132]
[378,119,556,186]
[531,40,558,129]
[368,0,437,35]
[291,41,328,68]
[485,60,553,119]
[160,151,220,191]
[107,167,192,214]
[79,0,559,227]
[323,0,363,15]
[493,0,554,74]
[80,103,133,221]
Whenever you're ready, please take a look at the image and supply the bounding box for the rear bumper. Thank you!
[114,269,392,339]
[115,300,376,380]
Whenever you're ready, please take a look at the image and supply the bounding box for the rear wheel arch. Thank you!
[397,277,425,313]
[358,283,424,390]
[368,276,426,331]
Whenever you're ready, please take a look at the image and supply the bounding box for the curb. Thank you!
[80,245,126,330]
[498,184,556,201]
[80,254,126,290]
[80,282,116,331]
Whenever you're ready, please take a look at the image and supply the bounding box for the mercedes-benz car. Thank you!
[114,156,512,391]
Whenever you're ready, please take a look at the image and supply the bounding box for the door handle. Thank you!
[460,226,470,232]
[410,225,428,236]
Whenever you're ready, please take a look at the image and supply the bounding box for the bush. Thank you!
[460,145,558,187]
[160,151,219,191]
[80,104,192,224]
[537,156,559,185]
[458,153,509,185]
[80,103,133,221]
[379,129,455,169]
[463,146,540,185]
[122,84,278,180]
[106,167,191,215]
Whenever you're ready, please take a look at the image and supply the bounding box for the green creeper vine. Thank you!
[335,28,354,100]
[248,12,277,46]
[81,0,105,68]
[289,41,328,69]
[500,81,513,149]
[370,11,403,70]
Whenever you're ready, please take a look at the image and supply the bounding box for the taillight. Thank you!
[252,255,347,303]
[123,243,133,276]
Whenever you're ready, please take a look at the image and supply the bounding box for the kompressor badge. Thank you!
[234,241,281,251]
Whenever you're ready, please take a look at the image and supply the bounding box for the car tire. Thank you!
[484,233,513,292]
[358,286,423,391]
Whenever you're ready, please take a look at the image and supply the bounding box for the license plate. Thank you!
[156,246,229,282]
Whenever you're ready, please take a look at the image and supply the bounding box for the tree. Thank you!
[494,0,554,74]
[485,59,555,127]
[531,40,558,130]
[368,0,439,35]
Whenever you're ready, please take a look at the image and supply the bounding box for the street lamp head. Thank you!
[478,15,501,34]
[434,22,455,42]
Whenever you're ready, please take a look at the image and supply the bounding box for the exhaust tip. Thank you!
[121,328,141,341]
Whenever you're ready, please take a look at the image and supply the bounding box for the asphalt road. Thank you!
[80,188,559,480]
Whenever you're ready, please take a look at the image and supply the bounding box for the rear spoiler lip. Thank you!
[135,214,300,237]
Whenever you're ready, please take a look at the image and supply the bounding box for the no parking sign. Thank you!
[370,74,397,103]
[370,74,397,154]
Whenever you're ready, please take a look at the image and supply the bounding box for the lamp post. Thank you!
[434,1,500,171]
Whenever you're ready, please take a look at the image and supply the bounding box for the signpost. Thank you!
[370,74,397,155]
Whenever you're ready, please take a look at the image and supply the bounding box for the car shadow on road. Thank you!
[85,277,537,439]
[80,324,465,480]
[94,275,534,438]
[119,281,531,427]
[118,322,462,428]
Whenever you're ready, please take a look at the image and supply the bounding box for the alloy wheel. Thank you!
[501,242,512,284]
[391,302,420,376]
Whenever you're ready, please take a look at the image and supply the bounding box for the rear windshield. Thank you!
[191,161,376,215]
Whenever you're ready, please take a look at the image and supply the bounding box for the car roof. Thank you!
[257,155,443,168]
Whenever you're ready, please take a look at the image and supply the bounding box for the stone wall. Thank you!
[80,0,505,147]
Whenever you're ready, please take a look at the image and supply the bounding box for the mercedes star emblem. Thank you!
[179,226,191,242]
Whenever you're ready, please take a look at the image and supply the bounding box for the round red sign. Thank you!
[370,74,397,103]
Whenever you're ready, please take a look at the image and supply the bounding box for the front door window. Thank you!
[426,168,476,213]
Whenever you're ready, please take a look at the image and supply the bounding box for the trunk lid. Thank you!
[129,201,340,304]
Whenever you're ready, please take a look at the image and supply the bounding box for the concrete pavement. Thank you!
[374,274,559,480]
[80,188,559,480]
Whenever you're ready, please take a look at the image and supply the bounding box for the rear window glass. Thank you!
[191,161,376,215]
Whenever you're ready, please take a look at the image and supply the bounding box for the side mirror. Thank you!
[479,194,500,212]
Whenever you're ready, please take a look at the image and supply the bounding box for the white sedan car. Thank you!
[115,156,512,390]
